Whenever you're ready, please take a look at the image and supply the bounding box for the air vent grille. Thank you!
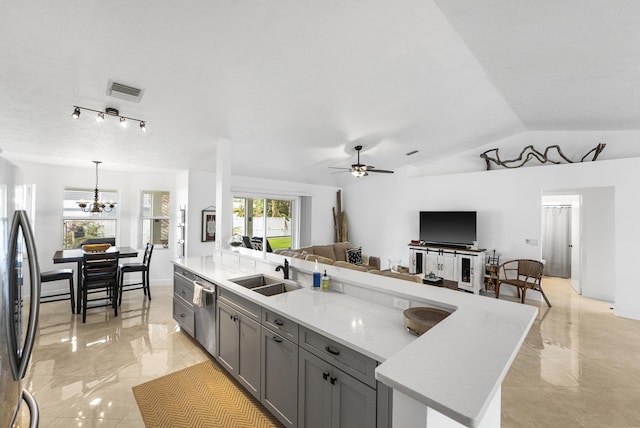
[106,80,144,102]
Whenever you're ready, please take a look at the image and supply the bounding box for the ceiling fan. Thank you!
[329,145,394,178]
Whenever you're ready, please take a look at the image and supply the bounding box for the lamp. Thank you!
[77,161,117,213]
[72,106,147,132]
[351,169,367,178]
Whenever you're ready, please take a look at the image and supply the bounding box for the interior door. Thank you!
[570,199,582,294]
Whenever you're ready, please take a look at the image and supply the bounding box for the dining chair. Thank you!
[40,268,75,313]
[495,259,551,307]
[118,243,154,305]
[81,251,120,323]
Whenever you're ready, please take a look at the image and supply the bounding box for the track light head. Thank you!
[119,117,127,128]
[72,107,81,119]
[140,121,147,133]
[96,112,105,123]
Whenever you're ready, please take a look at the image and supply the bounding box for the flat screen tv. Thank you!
[419,211,477,247]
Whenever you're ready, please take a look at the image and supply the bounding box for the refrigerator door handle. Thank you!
[21,389,40,428]
[7,210,41,380]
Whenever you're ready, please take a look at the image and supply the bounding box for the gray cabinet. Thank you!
[173,267,195,337]
[299,348,376,428]
[261,325,298,428]
[217,297,261,400]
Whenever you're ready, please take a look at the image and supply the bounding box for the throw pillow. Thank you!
[346,247,363,265]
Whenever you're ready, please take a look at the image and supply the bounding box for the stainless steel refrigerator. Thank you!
[0,155,40,427]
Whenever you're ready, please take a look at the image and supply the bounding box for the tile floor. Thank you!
[15,277,640,427]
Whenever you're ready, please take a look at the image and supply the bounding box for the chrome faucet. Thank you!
[275,258,290,280]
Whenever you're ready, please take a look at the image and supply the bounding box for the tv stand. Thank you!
[408,244,485,294]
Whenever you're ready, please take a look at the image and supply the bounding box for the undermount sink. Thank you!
[229,274,301,296]
[230,274,284,289]
[253,283,301,296]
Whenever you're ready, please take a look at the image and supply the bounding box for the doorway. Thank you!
[541,187,615,302]
[541,194,580,294]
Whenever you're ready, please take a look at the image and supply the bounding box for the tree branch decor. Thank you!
[480,143,605,170]
[332,190,348,243]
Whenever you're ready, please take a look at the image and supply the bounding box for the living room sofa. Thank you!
[275,242,381,271]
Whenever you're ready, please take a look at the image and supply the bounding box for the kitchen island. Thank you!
[173,249,536,428]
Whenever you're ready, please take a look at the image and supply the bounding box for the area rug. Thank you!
[132,359,283,428]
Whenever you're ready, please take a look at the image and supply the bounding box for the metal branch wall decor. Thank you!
[480,143,605,170]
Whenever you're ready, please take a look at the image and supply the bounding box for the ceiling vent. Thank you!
[106,80,144,103]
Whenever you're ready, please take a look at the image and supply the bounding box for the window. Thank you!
[232,196,296,251]
[141,190,170,248]
[63,189,117,249]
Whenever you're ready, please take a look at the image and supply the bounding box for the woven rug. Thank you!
[132,359,283,428]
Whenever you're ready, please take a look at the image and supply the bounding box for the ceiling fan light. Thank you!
[72,107,81,119]
[352,169,366,178]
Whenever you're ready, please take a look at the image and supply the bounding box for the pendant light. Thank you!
[77,161,117,213]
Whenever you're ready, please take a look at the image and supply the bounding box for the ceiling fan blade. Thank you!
[367,167,394,173]
[329,167,352,170]
[330,170,350,175]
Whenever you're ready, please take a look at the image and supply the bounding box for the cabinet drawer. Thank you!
[218,288,261,322]
[174,272,195,306]
[299,327,377,388]
[262,309,298,344]
[173,297,194,337]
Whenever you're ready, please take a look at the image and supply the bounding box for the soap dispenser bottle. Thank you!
[313,260,321,290]
[321,270,330,291]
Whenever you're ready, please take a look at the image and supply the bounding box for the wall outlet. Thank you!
[393,297,410,310]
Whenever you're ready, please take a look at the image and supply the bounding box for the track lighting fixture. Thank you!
[71,106,147,132]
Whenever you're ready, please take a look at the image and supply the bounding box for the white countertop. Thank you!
[173,253,537,428]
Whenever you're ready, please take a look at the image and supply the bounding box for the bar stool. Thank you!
[40,269,75,313]
[118,243,154,305]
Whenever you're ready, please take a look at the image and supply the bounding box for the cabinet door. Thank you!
[217,300,238,375]
[425,251,439,275]
[409,249,425,275]
[457,255,473,288]
[440,252,456,280]
[262,327,298,428]
[299,348,332,428]
[238,314,261,400]
[331,369,377,428]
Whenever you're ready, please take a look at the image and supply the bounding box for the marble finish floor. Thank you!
[502,277,640,427]
[15,278,640,427]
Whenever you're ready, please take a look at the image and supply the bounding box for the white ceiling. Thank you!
[0,1,638,186]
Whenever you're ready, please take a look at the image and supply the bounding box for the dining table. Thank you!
[52,246,139,314]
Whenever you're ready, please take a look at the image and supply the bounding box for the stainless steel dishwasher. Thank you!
[193,275,216,356]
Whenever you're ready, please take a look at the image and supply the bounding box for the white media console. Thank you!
[409,245,486,294]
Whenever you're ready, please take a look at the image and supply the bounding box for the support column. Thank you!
[215,138,232,250]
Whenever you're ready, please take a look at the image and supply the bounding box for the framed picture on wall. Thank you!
[201,209,216,242]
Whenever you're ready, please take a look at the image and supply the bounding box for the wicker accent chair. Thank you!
[495,259,550,307]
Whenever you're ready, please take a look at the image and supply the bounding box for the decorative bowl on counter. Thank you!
[403,307,452,336]
[82,243,111,253]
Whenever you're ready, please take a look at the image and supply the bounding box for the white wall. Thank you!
[15,160,177,285]
[186,170,217,257]
[343,156,640,320]
[581,187,615,301]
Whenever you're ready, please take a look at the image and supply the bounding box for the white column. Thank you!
[215,138,232,251]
